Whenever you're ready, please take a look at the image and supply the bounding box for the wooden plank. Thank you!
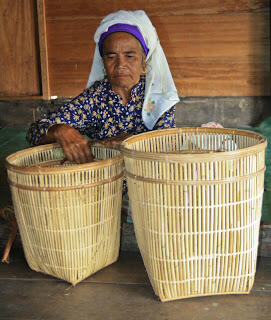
[0,0,41,97]
[45,18,97,96]
[44,0,269,18]
[172,58,270,96]
[45,9,270,97]
[155,13,270,96]
[48,62,91,97]
[37,0,50,100]
[47,13,270,60]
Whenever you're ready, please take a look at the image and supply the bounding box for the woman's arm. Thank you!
[27,91,98,145]
[26,90,99,163]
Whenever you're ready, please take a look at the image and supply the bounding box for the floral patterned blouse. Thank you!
[27,76,176,146]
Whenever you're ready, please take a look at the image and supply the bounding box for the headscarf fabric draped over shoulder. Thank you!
[86,10,180,130]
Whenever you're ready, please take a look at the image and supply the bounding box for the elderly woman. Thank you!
[27,10,180,163]
[27,10,222,162]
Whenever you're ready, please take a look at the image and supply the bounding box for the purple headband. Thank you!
[98,23,149,57]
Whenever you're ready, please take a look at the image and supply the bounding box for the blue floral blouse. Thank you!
[27,76,176,146]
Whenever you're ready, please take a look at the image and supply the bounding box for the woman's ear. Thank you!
[141,61,147,75]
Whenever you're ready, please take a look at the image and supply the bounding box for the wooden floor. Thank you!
[0,249,270,320]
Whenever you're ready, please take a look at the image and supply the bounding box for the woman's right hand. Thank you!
[41,124,94,164]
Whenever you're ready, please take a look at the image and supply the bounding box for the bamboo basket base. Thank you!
[27,253,119,285]
[159,290,250,302]
[14,202,122,285]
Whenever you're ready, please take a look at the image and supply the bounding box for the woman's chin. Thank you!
[114,75,130,83]
[111,78,136,90]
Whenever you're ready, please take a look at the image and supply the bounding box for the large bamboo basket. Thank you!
[5,143,124,285]
[121,128,267,301]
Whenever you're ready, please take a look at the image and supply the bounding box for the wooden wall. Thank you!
[0,0,270,99]
[44,0,270,98]
[0,0,41,97]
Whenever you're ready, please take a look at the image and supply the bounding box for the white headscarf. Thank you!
[86,10,180,130]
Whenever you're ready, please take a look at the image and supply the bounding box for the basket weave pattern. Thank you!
[122,128,266,301]
[6,144,124,285]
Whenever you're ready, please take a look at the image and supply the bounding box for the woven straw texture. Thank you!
[6,143,124,285]
[122,127,267,301]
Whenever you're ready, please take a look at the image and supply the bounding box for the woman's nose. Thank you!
[116,55,125,68]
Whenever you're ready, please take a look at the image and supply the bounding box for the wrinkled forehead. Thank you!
[102,32,144,55]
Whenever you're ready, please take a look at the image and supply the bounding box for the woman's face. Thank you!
[102,32,145,92]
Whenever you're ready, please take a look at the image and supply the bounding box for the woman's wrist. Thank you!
[41,123,65,144]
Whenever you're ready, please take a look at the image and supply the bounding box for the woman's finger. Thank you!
[62,146,75,163]
[82,143,95,162]
[72,143,93,164]
[74,145,86,164]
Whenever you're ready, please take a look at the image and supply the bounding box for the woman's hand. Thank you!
[201,121,224,128]
[98,132,133,149]
[41,124,94,164]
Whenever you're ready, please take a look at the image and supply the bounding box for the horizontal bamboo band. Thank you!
[5,143,123,174]
[160,292,251,301]
[137,217,260,236]
[152,272,256,285]
[26,215,116,233]
[122,127,266,145]
[140,245,258,263]
[130,191,263,210]
[121,128,267,162]
[24,235,113,253]
[8,172,123,191]
[19,193,117,210]
[125,167,265,185]
[123,146,266,162]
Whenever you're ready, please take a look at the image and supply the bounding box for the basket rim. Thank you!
[5,143,124,174]
[121,127,267,161]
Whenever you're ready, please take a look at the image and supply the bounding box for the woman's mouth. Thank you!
[116,74,128,78]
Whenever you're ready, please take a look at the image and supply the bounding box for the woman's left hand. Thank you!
[98,133,133,149]
[201,121,224,128]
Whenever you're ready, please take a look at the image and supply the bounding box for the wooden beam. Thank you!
[0,96,42,101]
[37,0,50,100]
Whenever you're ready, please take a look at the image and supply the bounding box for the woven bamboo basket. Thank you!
[121,127,267,301]
[5,143,124,285]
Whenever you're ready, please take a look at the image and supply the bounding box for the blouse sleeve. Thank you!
[26,89,100,146]
[152,106,176,130]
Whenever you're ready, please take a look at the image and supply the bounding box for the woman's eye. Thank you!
[105,54,115,60]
